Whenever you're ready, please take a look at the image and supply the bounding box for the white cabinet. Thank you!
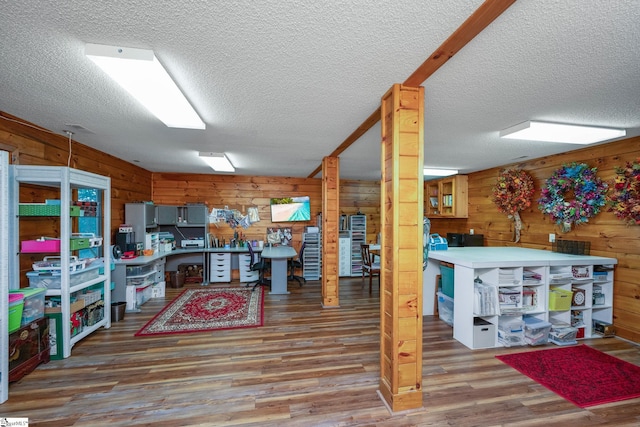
[239,253,259,283]
[428,248,617,350]
[209,253,231,282]
[1,151,9,403]
[9,166,111,359]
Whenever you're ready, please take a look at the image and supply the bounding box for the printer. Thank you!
[181,238,205,248]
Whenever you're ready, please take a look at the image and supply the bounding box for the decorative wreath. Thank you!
[538,162,608,232]
[492,169,535,242]
[607,158,640,225]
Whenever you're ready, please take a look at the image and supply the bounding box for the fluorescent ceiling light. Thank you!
[423,168,458,177]
[500,121,625,144]
[199,152,235,172]
[85,43,205,130]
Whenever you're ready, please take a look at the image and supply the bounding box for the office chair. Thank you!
[246,244,270,291]
[360,244,380,293]
[288,242,306,286]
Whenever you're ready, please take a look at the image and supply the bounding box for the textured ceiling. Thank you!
[1,1,639,180]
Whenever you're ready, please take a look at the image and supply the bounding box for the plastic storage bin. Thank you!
[549,322,578,345]
[126,264,155,276]
[548,288,572,311]
[498,317,525,347]
[437,291,454,326]
[523,316,552,346]
[10,288,46,326]
[9,293,25,333]
[27,264,101,289]
[440,262,454,298]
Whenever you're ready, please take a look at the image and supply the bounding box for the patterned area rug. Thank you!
[135,287,264,336]
[496,344,640,407]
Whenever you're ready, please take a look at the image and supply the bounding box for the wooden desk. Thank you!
[260,246,297,294]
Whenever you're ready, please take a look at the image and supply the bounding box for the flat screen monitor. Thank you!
[270,196,311,222]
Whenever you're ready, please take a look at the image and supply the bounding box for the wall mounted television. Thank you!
[270,196,311,222]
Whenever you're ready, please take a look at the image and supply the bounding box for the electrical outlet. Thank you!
[549,233,556,243]
[469,229,474,235]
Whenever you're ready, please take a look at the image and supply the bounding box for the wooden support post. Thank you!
[379,84,424,412]
[322,156,340,307]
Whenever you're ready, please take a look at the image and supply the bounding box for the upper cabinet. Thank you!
[425,175,468,218]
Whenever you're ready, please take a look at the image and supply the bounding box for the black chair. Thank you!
[360,244,380,293]
[246,244,270,291]
[288,242,306,286]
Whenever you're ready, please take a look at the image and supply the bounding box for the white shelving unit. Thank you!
[9,166,111,359]
[338,231,351,277]
[349,215,366,276]
[303,232,321,280]
[427,247,617,350]
[1,151,9,404]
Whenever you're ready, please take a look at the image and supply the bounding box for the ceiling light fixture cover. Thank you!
[85,43,205,130]
[499,121,625,144]
[423,168,458,177]
[199,152,235,172]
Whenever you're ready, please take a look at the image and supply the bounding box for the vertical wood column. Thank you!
[322,156,340,307]
[379,84,424,412]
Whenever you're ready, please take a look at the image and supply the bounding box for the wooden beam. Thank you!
[308,107,381,178]
[308,0,516,177]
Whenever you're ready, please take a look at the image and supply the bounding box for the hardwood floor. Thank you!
[3,278,640,426]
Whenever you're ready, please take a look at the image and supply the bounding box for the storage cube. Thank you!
[473,318,496,348]
[437,292,454,326]
[548,288,572,311]
[10,287,46,326]
[523,316,551,346]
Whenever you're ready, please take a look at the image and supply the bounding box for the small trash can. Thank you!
[169,271,185,288]
[111,302,126,322]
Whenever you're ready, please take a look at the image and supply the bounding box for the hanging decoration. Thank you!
[209,206,259,230]
[606,158,640,225]
[492,169,535,242]
[538,162,608,232]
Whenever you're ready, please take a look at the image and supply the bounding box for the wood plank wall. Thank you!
[1,111,152,286]
[427,136,640,343]
[0,111,153,236]
[3,110,639,343]
[152,174,383,255]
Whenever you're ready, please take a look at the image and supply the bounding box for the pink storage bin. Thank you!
[21,239,61,253]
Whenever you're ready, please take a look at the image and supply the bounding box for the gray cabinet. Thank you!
[125,203,157,242]
[178,204,207,226]
[156,205,178,225]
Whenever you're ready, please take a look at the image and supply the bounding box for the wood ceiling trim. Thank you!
[308,0,516,178]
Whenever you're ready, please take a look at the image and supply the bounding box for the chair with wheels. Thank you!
[360,244,380,293]
[288,242,306,286]
[246,244,270,291]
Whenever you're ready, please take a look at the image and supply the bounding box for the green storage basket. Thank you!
[9,293,24,333]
